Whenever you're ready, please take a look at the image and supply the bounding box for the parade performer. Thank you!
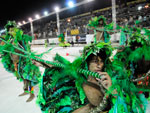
[34,42,148,113]
[45,39,49,48]
[0,21,41,102]
[88,16,111,43]
[58,32,70,47]
[114,26,150,99]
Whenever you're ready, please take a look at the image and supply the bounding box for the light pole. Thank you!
[112,0,117,29]
[56,12,60,35]
[28,18,34,38]
[111,0,117,42]
[55,7,60,36]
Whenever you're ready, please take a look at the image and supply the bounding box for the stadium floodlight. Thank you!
[68,1,75,8]
[28,17,33,22]
[22,21,26,24]
[18,22,22,26]
[28,18,34,37]
[54,6,60,12]
[54,6,60,35]
[44,11,48,16]
[67,18,71,22]
[138,6,142,10]
[35,14,40,19]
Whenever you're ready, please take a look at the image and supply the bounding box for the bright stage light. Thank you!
[138,6,142,10]
[18,22,22,26]
[28,17,33,22]
[67,18,71,22]
[22,21,26,24]
[54,6,60,12]
[68,1,74,8]
[35,14,40,19]
[44,11,48,16]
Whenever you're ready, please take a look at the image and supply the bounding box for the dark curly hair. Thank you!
[86,50,109,71]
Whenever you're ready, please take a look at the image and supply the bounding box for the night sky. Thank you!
[0,0,134,29]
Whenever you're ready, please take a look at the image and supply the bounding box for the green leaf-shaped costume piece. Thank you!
[82,42,113,61]
[37,54,88,113]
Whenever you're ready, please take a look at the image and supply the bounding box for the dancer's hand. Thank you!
[96,72,112,90]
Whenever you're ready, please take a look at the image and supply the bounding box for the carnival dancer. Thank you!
[114,26,150,100]
[0,21,41,102]
[32,42,112,113]
[58,32,70,47]
[88,16,110,43]
[33,41,147,112]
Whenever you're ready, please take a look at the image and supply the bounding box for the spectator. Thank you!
[76,35,80,44]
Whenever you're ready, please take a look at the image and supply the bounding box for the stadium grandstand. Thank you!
[14,0,150,44]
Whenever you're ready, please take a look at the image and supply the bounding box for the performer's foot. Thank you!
[26,94,35,102]
[18,92,28,96]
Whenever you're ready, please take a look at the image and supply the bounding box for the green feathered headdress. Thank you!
[88,16,106,27]
[4,21,17,32]
[127,30,150,62]
[82,42,113,61]
[128,29,150,47]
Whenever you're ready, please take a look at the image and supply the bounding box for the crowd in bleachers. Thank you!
[21,0,150,39]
